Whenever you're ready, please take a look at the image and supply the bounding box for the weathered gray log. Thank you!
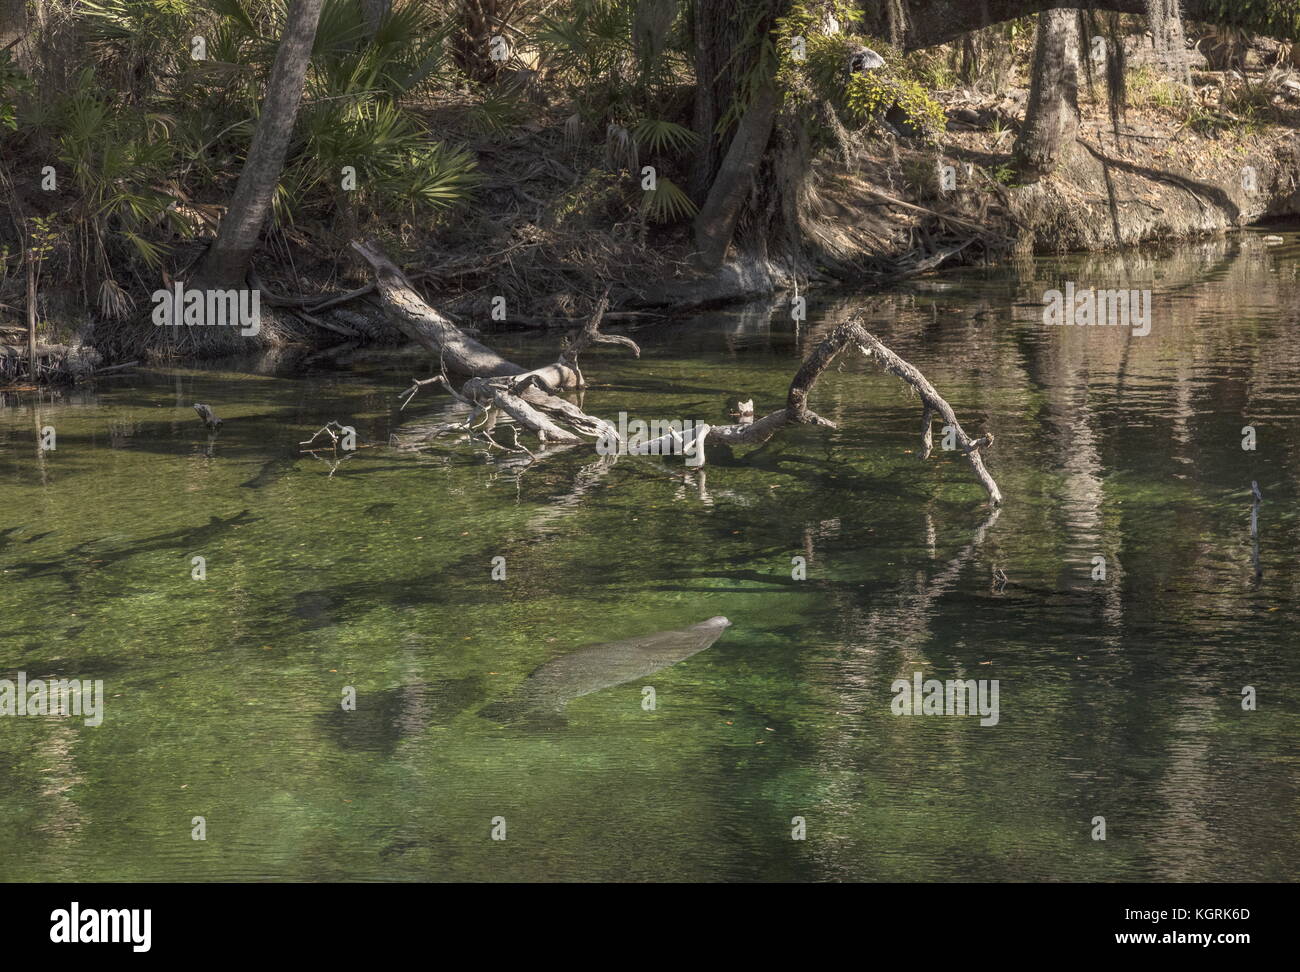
[351,241,529,378]
[460,377,584,444]
[352,240,619,442]
[2,342,73,359]
[2,342,102,381]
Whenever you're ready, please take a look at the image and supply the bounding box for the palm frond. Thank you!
[640,175,697,223]
[632,117,700,156]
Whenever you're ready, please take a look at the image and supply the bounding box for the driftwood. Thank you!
[557,286,640,388]
[1,342,103,382]
[351,240,625,446]
[193,403,223,430]
[2,342,75,360]
[353,242,1002,506]
[707,319,1001,506]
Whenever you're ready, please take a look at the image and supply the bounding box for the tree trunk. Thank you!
[691,83,779,270]
[689,0,788,270]
[361,0,389,39]
[25,248,36,379]
[199,0,326,287]
[1146,0,1192,88]
[691,0,767,199]
[451,0,504,83]
[882,1,1233,52]
[1013,9,1080,183]
[0,0,25,65]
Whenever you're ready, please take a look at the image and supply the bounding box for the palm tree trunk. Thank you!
[690,0,787,270]
[691,83,779,270]
[199,0,326,287]
[451,0,503,83]
[361,0,390,39]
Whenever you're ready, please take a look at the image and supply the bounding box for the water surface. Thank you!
[1,230,1297,881]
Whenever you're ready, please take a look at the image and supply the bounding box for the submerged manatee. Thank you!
[481,616,732,723]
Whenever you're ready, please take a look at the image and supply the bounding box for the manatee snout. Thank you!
[701,616,731,628]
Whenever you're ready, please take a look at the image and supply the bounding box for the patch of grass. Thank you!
[1126,65,1184,110]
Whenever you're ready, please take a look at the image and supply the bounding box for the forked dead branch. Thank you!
[351,241,1001,507]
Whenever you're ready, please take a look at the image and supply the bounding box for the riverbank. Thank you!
[5,28,1300,382]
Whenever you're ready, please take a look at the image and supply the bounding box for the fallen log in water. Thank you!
[352,241,1002,506]
[706,319,1001,506]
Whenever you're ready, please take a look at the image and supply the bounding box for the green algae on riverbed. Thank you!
[0,232,1297,881]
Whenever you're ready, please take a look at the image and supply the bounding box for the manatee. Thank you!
[481,616,732,723]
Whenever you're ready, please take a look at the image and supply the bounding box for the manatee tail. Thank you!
[477,698,566,729]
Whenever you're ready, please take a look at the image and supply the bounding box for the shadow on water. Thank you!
[1,510,258,594]
[318,677,487,754]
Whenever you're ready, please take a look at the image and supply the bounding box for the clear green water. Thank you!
[1,231,1297,881]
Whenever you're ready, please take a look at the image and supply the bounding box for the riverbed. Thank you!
[1,230,1296,881]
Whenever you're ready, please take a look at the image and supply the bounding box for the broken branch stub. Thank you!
[193,403,222,430]
[559,286,640,387]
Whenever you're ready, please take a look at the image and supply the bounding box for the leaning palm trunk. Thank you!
[691,83,780,270]
[690,0,788,270]
[199,0,326,287]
